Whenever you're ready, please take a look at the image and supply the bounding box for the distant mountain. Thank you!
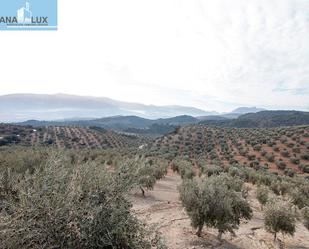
[19,115,198,127]
[18,111,309,135]
[196,115,229,121]
[238,111,309,127]
[0,93,216,122]
[230,107,266,114]
[199,110,309,128]
[18,115,200,136]
[197,107,267,121]
[155,115,199,125]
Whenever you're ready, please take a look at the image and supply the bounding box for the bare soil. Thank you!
[132,171,309,249]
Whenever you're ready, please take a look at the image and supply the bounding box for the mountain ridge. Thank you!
[0,93,216,122]
[200,110,309,128]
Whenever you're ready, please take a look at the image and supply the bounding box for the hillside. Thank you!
[150,124,309,174]
[230,107,266,114]
[200,110,309,128]
[17,115,200,136]
[0,124,147,149]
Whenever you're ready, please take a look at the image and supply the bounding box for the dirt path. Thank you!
[132,172,309,249]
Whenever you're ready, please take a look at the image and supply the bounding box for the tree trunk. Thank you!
[196,225,203,237]
[217,230,223,241]
[274,232,277,242]
[140,187,145,197]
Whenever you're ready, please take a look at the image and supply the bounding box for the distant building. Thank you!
[139,144,147,150]
[17,1,32,24]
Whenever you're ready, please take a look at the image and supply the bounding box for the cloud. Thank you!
[0,0,308,112]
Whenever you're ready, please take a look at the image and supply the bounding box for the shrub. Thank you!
[201,164,223,177]
[278,180,291,196]
[273,146,280,152]
[300,152,309,160]
[287,142,295,148]
[292,147,301,153]
[228,166,241,178]
[0,151,165,249]
[270,180,290,196]
[253,145,261,151]
[260,149,267,156]
[179,174,252,239]
[302,207,309,230]
[270,181,281,195]
[289,183,309,209]
[275,160,286,170]
[176,160,195,180]
[289,157,300,165]
[136,158,168,196]
[264,200,297,241]
[299,164,309,173]
[280,149,289,158]
[284,168,295,177]
[249,159,259,169]
[256,186,269,208]
[265,153,275,162]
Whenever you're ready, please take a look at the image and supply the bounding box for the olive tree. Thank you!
[172,159,195,179]
[256,186,269,210]
[129,157,168,197]
[201,164,223,177]
[289,183,309,209]
[264,199,297,241]
[302,207,309,230]
[179,174,252,239]
[0,151,166,249]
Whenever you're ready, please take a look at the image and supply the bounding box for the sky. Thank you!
[0,0,309,112]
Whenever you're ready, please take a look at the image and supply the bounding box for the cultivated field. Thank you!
[0,124,309,248]
[0,124,147,149]
[151,125,309,175]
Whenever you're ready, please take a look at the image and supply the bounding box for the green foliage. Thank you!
[0,147,48,173]
[302,207,309,230]
[179,174,252,238]
[275,160,287,170]
[0,135,21,146]
[127,157,168,196]
[201,164,223,177]
[265,153,274,162]
[289,182,309,209]
[264,200,297,241]
[289,157,300,165]
[284,168,295,177]
[299,164,309,173]
[300,152,309,160]
[256,186,269,207]
[173,159,195,179]
[0,150,166,249]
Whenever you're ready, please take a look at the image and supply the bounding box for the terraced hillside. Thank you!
[151,125,309,174]
[0,124,147,149]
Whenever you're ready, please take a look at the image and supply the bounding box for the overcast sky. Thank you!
[0,0,309,112]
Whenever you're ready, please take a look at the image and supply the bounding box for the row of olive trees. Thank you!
[178,159,309,242]
[132,157,168,196]
[230,163,309,238]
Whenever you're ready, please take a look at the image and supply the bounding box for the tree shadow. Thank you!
[287,247,309,249]
[189,232,243,249]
